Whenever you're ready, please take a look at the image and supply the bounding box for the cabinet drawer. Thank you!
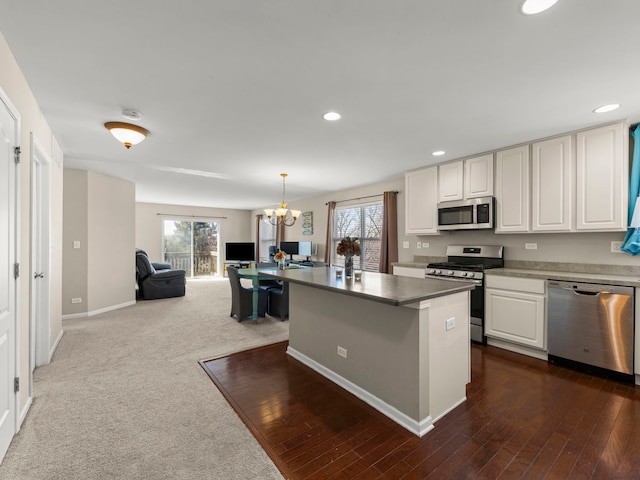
[393,266,426,279]
[486,275,546,294]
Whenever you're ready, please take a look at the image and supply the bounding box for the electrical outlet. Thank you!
[73,240,81,249]
[416,241,421,249]
[446,317,455,331]
[611,241,623,253]
[422,242,430,248]
[337,346,347,358]
[402,241,409,249]
[525,243,537,250]
[71,297,82,304]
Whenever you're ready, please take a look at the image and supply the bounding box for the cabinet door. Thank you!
[485,288,545,349]
[532,135,574,232]
[438,161,464,202]
[495,145,530,233]
[576,122,628,231]
[464,154,494,198]
[405,167,439,235]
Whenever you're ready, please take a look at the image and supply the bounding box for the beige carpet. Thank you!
[0,277,289,480]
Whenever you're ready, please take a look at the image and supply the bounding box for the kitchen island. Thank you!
[259,266,474,436]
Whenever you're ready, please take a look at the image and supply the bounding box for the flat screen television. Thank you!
[279,241,298,258]
[298,241,312,257]
[225,242,255,261]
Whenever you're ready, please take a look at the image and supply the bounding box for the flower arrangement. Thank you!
[336,236,361,257]
[273,250,286,261]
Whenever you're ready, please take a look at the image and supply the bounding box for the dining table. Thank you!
[238,264,307,318]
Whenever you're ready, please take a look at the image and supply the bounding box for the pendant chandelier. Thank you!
[264,173,301,227]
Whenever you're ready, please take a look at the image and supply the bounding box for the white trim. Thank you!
[487,337,549,361]
[61,300,136,320]
[17,396,32,430]
[49,329,64,362]
[287,346,435,437]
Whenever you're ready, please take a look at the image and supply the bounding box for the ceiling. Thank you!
[0,1,638,211]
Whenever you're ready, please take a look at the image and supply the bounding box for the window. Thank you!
[259,220,277,262]
[162,219,219,276]
[333,202,383,271]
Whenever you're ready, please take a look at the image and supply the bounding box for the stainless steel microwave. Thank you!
[437,196,495,230]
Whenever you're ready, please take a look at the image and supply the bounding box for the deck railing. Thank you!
[164,251,218,276]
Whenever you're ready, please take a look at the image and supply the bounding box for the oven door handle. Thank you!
[425,275,482,285]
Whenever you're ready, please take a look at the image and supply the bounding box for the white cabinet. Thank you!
[495,145,530,233]
[438,155,493,203]
[438,161,464,202]
[531,135,574,232]
[576,122,628,231]
[485,275,546,350]
[393,266,426,278]
[464,154,494,199]
[405,167,439,235]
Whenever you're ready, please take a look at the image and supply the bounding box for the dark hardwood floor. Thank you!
[200,341,640,480]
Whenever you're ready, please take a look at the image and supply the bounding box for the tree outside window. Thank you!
[333,202,383,271]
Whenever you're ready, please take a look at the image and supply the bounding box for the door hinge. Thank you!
[14,263,19,279]
[14,377,19,393]
[14,146,21,164]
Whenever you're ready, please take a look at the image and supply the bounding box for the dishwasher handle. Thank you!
[548,279,634,297]
[572,290,599,297]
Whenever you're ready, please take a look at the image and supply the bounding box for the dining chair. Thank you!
[227,266,268,321]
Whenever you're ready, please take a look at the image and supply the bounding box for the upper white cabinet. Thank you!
[405,166,439,235]
[576,122,628,231]
[438,161,464,202]
[531,135,574,232]
[464,154,494,199]
[495,145,530,233]
[438,155,493,203]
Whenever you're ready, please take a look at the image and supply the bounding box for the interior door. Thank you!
[0,95,17,461]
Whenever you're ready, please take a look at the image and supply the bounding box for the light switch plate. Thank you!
[402,241,409,249]
[525,243,537,250]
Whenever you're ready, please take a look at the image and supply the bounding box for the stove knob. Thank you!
[434,269,442,275]
[461,272,468,277]
[467,272,475,278]
[447,270,454,276]
[426,268,434,274]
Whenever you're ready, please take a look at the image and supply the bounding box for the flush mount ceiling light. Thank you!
[323,111,341,121]
[432,150,446,156]
[593,103,621,114]
[104,121,149,149]
[264,173,301,227]
[520,0,559,15]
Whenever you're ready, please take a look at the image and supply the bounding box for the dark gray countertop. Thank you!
[486,268,640,287]
[258,266,475,306]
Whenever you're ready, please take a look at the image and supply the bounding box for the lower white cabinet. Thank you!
[485,275,546,350]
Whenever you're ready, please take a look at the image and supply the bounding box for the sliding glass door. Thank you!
[162,219,219,277]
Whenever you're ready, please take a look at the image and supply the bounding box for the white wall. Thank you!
[62,169,135,315]
[135,202,252,270]
[0,31,63,413]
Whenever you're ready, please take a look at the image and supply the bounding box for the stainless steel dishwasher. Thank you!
[547,280,634,377]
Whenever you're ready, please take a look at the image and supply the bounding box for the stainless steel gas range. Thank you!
[426,245,504,344]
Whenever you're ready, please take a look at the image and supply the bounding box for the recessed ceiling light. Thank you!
[593,103,621,114]
[520,0,559,15]
[432,151,445,156]
[323,112,341,121]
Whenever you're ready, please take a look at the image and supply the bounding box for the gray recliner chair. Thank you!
[136,250,186,300]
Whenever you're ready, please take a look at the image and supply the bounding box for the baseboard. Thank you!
[18,396,32,430]
[49,329,64,362]
[61,300,136,320]
[487,337,548,361]
[286,346,434,437]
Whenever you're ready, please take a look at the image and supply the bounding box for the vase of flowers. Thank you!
[274,250,287,269]
[336,236,360,278]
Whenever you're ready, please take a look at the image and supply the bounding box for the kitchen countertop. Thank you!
[486,268,640,287]
[258,266,475,306]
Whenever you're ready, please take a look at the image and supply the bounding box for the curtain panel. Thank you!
[324,201,336,264]
[379,191,398,273]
